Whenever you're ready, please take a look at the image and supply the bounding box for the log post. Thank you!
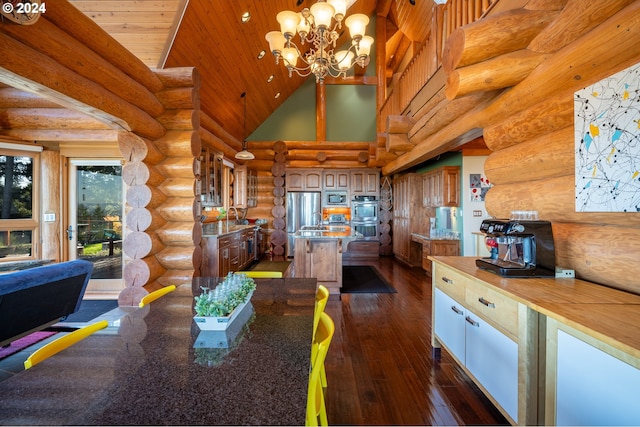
[442,8,558,72]
[445,50,550,100]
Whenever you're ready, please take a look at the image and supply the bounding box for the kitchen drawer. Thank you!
[464,279,519,339]
[433,263,469,302]
[217,234,238,247]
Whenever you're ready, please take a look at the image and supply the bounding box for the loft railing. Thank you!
[380,0,497,122]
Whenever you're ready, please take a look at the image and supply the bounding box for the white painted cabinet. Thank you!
[434,288,466,364]
[547,321,640,426]
[434,287,518,422]
[465,311,518,421]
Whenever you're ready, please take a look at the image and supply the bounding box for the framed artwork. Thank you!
[575,62,640,212]
[470,174,491,202]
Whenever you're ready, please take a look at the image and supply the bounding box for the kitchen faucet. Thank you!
[312,211,323,227]
[226,206,239,231]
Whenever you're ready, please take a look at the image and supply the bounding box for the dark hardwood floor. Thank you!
[323,255,509,426]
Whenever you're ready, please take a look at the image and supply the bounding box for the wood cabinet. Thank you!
[350,169,380,197]
[286,169,322,191]
[392,173,422,266]
[293,237,343,294]
[233,165,257,208]
[432,261,536,425]
[412,235,460,276]
[199,148,224,207]
[216,233,238,277]
[202,227,259,277]
[322,170,350,190]
[422,166,460,207]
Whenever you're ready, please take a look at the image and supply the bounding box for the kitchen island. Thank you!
[293,225,361,294]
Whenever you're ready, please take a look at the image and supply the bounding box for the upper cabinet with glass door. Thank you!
[233,165,258,208]
[199,147,224,208]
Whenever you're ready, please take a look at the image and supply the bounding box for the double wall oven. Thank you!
[351,196,378,240]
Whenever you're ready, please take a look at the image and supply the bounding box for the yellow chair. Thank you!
[138,284,176,307]
[312,285,330,387]
[235,271,283,278]
[306,311,335,427]
[313,285,329,336]
[24,320,108,369]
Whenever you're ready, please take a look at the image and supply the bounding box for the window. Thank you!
[0,147,39,261]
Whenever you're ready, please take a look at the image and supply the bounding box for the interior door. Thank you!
[68,160,124,298]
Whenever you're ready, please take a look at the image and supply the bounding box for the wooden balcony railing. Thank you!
[380,0,497,122]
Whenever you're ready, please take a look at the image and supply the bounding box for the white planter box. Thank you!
[193,291,253,331]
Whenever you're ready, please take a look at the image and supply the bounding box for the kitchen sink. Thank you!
[299,225,350,232]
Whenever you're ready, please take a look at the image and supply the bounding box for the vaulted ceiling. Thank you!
[69,0,436,145]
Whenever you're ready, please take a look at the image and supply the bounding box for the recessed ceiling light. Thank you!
[241,11,251,23]
[275,93,281,99]
[267,75,274,83]
[257,50,266,59]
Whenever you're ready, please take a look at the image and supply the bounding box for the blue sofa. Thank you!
[0,260,93,346]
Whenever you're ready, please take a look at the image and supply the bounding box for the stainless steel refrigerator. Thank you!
[286,191,321,257]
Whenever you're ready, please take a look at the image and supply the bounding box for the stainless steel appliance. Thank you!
[476,219,555,277]
[286,191,321,257]
[324,191,348,206]
[351,196,378,222]
[352,221,378,240]
[327,213,347,224]
[351,196,378,240]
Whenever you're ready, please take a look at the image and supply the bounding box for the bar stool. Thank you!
[139,284,176,307]
[24,320,108,369]
[306,311,335,427]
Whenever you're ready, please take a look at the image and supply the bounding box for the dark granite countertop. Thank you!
[0,277,317,425]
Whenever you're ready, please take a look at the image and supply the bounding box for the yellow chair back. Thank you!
[139,285,176,307]
[24,320,108,369]
[312,284,330,388]
[235,271,283,278]
[306,311,335,427]
[314,285,329,332]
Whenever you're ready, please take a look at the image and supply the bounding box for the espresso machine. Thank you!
[476,219,556,277]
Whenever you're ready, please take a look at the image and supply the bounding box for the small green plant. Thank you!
[194,273,256,317]
[216,208,227,220]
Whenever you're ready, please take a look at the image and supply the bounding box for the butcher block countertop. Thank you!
[430,256,640,359]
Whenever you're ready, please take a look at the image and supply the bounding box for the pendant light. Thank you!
[235,91,255,160]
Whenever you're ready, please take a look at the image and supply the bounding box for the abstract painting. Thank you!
[575,62,640,212]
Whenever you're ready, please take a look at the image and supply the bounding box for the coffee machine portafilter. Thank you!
[476,219,556,278]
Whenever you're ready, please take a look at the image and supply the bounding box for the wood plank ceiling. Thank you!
[69,0,434,146]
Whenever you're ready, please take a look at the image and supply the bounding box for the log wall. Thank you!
[395,0,640,295]
[0,5,204,305]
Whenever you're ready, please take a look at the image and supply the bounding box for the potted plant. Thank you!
[193,272,256,331]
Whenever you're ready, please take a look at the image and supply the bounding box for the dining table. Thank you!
[0,276,317,425]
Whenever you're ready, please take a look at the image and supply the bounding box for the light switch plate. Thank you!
[473,210,482,217]
[44,213,56,222]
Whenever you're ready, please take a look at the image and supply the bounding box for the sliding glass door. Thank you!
[68,160,124,297]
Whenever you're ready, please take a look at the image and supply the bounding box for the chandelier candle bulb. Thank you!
[310,2,335,29]
[276,11,300,38]
[357,35,374,57]
[344,13,369,41]
[336,50,354,70]
[328,0,347,20]
[265,31,286,56]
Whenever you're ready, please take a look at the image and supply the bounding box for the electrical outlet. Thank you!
[555,267,575,278]
[473,210,482,217]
